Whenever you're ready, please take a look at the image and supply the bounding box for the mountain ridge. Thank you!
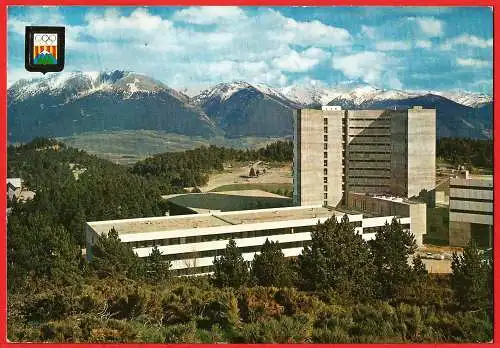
[8,71,492,142]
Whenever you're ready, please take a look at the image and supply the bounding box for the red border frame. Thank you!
[0,2,497,347]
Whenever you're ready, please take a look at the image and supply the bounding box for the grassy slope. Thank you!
[59,130,288,165]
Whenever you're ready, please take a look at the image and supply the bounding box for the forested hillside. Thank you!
[437,137,493,169]
[132,140,293,188]
[7,138,491,343]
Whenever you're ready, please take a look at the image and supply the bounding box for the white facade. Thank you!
[86,205,411,276]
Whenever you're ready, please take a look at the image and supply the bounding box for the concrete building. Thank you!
[86,205,411,276]
[346,192,427,245]
[293,106,436,207]
[448,173,493,247]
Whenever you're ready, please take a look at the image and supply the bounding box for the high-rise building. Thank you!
[293,106,436,207]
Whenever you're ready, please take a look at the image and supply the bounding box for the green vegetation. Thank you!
[59,131,290,165]
[251,239,295,287]
[437,137,493,169]
[451,240,492,312]
[212,239,250,288]
[8,213,492,343]
[7,138,492,343]
[132,140,293,190]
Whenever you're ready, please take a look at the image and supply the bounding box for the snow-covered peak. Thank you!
[279,82,491,107]
[8,70,176,103]
[278,83,414,106]
[193,81,251,104]
[192,80,297,108]
[432,91,492,107]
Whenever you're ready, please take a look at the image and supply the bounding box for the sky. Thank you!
[7,6,493,95]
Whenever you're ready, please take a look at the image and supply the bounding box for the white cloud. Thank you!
[272,47,327,72]
[375,41,411,51]
[331,51,402,89]
[360,25,376,39]
[456,58,491,68]
[172,6,246,25]
[416,40,432,49]
[274,12,351,47]
[409,17,444,37]
[442,34,493,50]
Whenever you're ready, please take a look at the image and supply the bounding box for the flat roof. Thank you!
[349,191,423,205]
[217,206,335,225]
[87,205,344,236]
[89,215,229,235]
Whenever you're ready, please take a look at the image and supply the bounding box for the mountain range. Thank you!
[7,70,493,143]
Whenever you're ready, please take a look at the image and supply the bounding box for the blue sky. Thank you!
[7,6,493,95]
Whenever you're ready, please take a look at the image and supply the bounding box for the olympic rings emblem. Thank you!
[36,34,57,45]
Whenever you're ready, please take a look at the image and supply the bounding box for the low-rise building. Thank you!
[345,192,427,245]
[448,173,493,247]
[86,205,411,276]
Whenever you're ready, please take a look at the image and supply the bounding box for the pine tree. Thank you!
[251,239,294,287]
[451,240,491,311]
[297,214,376,299]
[412,255,428,281]
[90,227,141,279]
[212,239,249,288]
[370,218,417,298]
[144,245,171,283]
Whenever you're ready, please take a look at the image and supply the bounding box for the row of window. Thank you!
[349,126,390,129]
[349,151,390,154]
[449,185,493,191]
[126,226,317,249]
[349,175,391,179]
[450,209,493,216]
[449,197,493,203]
[349,168,391,172]
[161,240,311,262]
[348,118,391,121]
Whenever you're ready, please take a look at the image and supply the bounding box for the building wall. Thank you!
[407,108,436,198]
[86,210,415,276]
[294,107,436,207]
[448,177,493,247]
[325,109,344,207]
[390,111,408,196]
[346,110,393,196]
[293,109,324,206]
[293,109,301,206]
[346,192,426,246]
[409,203,427,246]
